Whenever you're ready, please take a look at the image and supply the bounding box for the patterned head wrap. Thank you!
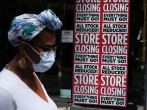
[8,9,62,47]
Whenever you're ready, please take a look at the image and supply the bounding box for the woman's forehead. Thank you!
[36,28,55,37]
[32,30,56,45]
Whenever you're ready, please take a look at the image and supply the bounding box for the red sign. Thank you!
[72,0,130,107]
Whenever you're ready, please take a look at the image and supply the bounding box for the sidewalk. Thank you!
[58,107,70,110]
[51,96,71,110]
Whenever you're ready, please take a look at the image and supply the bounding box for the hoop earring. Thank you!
[18,57,27,69]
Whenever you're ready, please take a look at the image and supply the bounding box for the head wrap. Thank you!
[8,9,62,47]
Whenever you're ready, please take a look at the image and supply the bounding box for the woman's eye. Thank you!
[42,47,49,51]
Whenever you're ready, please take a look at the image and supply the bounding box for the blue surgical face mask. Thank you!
[26,45,56,73]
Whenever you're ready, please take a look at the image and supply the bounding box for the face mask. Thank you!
[26,45,56,73]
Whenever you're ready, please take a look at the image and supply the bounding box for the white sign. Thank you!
[62,30,73,43]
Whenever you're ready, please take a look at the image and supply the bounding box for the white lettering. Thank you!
[101,76,126,87]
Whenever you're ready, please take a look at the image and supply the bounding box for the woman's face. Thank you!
[25,28,56,64]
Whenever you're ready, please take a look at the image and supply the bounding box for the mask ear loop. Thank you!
[25,43,40,64]
[27,43,40,56]
[26,54,34,63]
[25,54,44,74]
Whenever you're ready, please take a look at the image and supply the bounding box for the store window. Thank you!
[0,0,146,109]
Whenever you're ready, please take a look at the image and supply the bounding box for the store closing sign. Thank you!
[72,0,130,107]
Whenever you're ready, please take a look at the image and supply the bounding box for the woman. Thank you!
[0,9,62,110]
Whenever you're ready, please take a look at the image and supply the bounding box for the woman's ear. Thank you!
[18,41,28,56]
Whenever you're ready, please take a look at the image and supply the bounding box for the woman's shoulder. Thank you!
[0,68,10,83]
[0,68,18,90]
[0,87,17,110]
[0,67,15,82]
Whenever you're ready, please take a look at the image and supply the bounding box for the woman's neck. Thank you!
[7,56,35,81]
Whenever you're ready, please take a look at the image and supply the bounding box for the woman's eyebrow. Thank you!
[34,42,56,47]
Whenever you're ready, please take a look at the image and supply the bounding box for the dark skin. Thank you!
[7,28,56,103]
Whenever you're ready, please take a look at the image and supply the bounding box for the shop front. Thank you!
[0,0,146,109]
[71,0,147,109]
